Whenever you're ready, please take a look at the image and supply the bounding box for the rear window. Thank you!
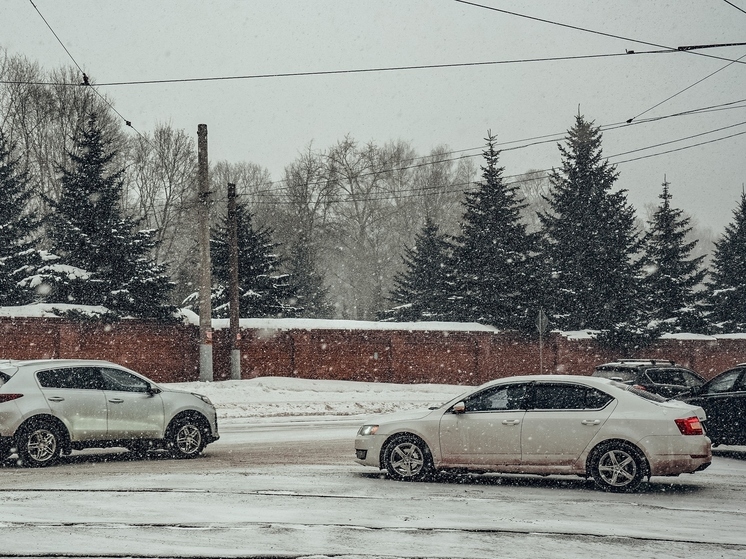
[610,381,667,402]
[593,369,636,382]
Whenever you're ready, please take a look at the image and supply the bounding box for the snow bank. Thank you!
[166,376,466,419]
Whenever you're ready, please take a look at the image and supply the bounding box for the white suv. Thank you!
[0,359,219,467]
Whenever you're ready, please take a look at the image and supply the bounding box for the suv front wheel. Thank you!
[167,417,207,459]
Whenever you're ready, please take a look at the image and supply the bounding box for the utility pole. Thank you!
[197,124,213,381]
[227,182,241,380]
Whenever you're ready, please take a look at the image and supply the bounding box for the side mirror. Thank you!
[451,401,466,414]
[147,384,162,396]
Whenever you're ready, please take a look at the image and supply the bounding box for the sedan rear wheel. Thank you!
[383,434,434,482]
[17,421,62,468]
[590,442,646,492]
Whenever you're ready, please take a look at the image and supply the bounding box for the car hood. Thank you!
[368,407,439,425]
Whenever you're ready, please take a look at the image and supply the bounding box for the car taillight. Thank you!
[632,384,647,391]
[675,416,704,436]
[0,393,23,403]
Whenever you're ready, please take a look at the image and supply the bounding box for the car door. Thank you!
[520,382,615,466]
[36,367,108,441]
[438,382,528,466]
[99,367,165,439]
[688,368,746,445]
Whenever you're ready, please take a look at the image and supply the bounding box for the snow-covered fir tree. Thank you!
[209,202,299,318]
[0,130,44,305]
[380,216,453,321]
[641,177,707,333]
[449,132,539,331]
[286,235,334,318]
[43,112,175,318]
[707,192,746,332]
[539,114,642,331]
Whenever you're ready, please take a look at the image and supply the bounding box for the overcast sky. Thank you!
[3,0,745,231]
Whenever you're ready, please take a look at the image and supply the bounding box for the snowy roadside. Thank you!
[165,376,466,420]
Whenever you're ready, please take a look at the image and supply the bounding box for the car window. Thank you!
[0,372,9,386]
[680,371,704,388]
[644,368,686,385]
[593,369,636,382]
[532,383,613,410]
[704,369,742,394]
[464,383,528,412]
[100,367,150,393]
[37,367,105,390]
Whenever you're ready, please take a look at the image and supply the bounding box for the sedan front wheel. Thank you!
[383,434,434,482]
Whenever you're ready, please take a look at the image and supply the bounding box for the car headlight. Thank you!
[193,393,213,406]
[357,424,379,436]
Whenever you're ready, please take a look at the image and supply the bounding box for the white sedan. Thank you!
[355,375,711,492]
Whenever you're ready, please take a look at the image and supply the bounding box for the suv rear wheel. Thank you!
[17,420,62,467]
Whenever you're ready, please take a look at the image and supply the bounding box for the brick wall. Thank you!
[3,317,746,384]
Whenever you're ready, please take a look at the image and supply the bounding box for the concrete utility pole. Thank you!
[197,124,213,382]
[227,182,241,380]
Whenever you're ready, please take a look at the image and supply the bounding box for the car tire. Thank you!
[382,434,434,482]
[16,420,62,468]
[167,417,207,459]
[589,442,647,492]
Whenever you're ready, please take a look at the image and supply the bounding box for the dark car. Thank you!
[592,359,705,399]
[684,365,746,446]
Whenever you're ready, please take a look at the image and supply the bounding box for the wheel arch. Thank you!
[165,410,210,438]
[378,431,432,469]
[16,414,71,454]
[586,437,651,478]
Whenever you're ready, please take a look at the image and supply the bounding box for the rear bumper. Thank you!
[641,435,712,476]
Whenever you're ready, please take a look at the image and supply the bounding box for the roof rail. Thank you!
[616,359,675,365]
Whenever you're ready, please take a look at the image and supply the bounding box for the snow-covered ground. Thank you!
[167,376,466,419]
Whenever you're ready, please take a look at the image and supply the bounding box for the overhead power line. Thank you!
[27,0,147,140]
[453,0,746,65]
[4,43,746,89]
[626,51,746,123]
[722,0,746,16]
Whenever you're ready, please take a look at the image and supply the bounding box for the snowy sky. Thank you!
[2,1,745,231]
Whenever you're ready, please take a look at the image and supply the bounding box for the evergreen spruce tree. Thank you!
[0,130,43,305]
[210,203,299,318]
[286,236,334,318]
[45,112,175,318]
[707,192,746,332]
[539,114,642,331]
[380,217,453,321]
[642,178,707,333]
[449,132,538,331]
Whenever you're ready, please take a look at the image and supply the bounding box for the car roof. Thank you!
[595,359,678,369]
[0,359,119,371]
[480,374,615,389]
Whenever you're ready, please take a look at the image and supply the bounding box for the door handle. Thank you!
[502,419,521,425]
[581,419,601,425]
[47,396,65,402]
[108,398,124,404]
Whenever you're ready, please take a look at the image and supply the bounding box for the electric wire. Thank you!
[723,0,746,16]
[27,0,149,143]
[453,0,746,65]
